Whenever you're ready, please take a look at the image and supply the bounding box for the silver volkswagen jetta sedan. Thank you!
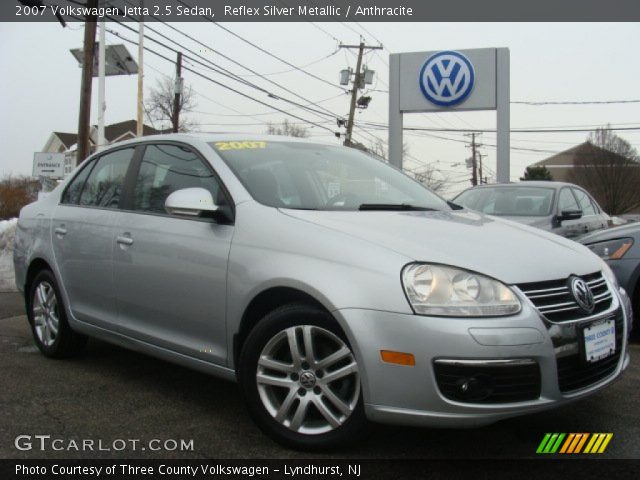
[14,134,632,449]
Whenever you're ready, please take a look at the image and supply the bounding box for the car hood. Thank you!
[281,208,602,284]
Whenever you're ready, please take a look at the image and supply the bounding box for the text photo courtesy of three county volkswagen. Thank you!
[1,0,640,465]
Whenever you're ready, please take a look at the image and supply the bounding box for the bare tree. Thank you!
[145,77,197,132]
[365,139,449,193]
[266,119,309,138]
[568,127,640,214]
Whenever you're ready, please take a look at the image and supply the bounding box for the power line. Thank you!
[103,27,338,136]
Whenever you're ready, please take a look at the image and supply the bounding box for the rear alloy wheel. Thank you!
[239,305,365,449]
[28,270,87,358]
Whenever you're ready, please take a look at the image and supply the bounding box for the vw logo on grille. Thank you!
[569,277,595,314]
[419,51,475,107]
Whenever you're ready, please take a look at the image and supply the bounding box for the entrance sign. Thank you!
[33,152,65,179]
[389,47,510,183]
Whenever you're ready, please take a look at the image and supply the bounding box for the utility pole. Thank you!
[339,41,383,147]
[172,52,183,133]
[478,152,486,184]
[465,133,482,186]
[76,0,98,164]
[136,0,145,137]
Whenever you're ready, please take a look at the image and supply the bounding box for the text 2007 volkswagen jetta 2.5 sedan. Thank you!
[14,135,632,449]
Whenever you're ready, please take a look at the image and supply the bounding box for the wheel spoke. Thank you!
[45,287,55,309]
[312,397,341,428]
[302,326,316,365]
[256,373,295,389]
[33,314,45,326]
[322,361,358,384]
[33,305,44,316]
[36,284,47,307]
[275,388,297,423]
[321,385,352,416]
[316,346,351,370]
[289,396,310,431]
[259,356,295,374]
[48,317,59,336]
[286,328,303,369]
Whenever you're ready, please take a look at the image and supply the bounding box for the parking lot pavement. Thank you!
[0,314,638,460]
[0,292,23,319]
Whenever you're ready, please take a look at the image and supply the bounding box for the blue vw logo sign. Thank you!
[419,51,475,107]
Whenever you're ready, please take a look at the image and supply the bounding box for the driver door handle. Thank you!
[116,234,134,246]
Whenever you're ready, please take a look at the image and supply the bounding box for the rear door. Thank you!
[51,146,136,328]
[112,143,234,365]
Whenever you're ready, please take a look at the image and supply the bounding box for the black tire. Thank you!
[238,303,366,450]
[27,269,87,358]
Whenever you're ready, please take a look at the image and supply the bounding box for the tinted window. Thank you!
[133,144,223,214]
[61,159,95,204]
[558,188,580,212]
[79,148,133,208]
[454,186,554,216]
[210,140,448,211]
[572,188,596,215]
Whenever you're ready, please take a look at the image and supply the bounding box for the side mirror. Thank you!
[165,188,219,218]
[558,209,583,221]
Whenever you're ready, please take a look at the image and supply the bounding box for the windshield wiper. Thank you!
[358,203,437,211]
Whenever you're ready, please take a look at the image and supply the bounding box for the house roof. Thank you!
[53,132,78,149]
[532,141,628,167]
[103,120,163,142]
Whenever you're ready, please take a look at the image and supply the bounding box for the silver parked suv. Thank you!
[14,135,632,449]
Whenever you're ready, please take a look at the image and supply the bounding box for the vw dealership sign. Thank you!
[388,47,510,183]
[419,51,475,107]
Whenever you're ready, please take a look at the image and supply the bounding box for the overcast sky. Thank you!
[1,21,638,196]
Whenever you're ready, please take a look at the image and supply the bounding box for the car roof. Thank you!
[96,133,337,150]
[453,181,582,198]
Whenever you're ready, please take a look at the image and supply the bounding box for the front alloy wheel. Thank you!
[239,304,365,449]
[256,325,360,435]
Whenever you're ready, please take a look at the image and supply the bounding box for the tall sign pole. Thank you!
[136,1,145,137]
[76,0,98,164]
[97,20,106,150]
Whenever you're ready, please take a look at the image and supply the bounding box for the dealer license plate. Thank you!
[583,319,616,363]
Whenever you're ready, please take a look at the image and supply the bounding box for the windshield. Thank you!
[210,140,449,211]
[454,186,555,217]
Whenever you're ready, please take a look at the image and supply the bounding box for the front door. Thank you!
[112,143,234,365]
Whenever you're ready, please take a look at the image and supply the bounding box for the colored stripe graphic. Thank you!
[537,433,613,454]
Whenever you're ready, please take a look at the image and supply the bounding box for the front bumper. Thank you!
[334,289,630,428]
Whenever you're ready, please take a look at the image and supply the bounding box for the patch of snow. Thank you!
[0,218,18,292]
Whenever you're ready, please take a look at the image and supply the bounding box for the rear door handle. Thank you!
[54,225,67,236]
[116,234,134,246]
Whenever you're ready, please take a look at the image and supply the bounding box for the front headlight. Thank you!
[401,263,521,317]
[586,238,633,260]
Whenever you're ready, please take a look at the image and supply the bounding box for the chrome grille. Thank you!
[517,272,613,322]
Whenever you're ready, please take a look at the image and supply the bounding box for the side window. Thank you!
[61,159,96,204]
[79,148,134,208]
[558,188,579,212]
[572,188,596,215]
[133,144,223,214]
